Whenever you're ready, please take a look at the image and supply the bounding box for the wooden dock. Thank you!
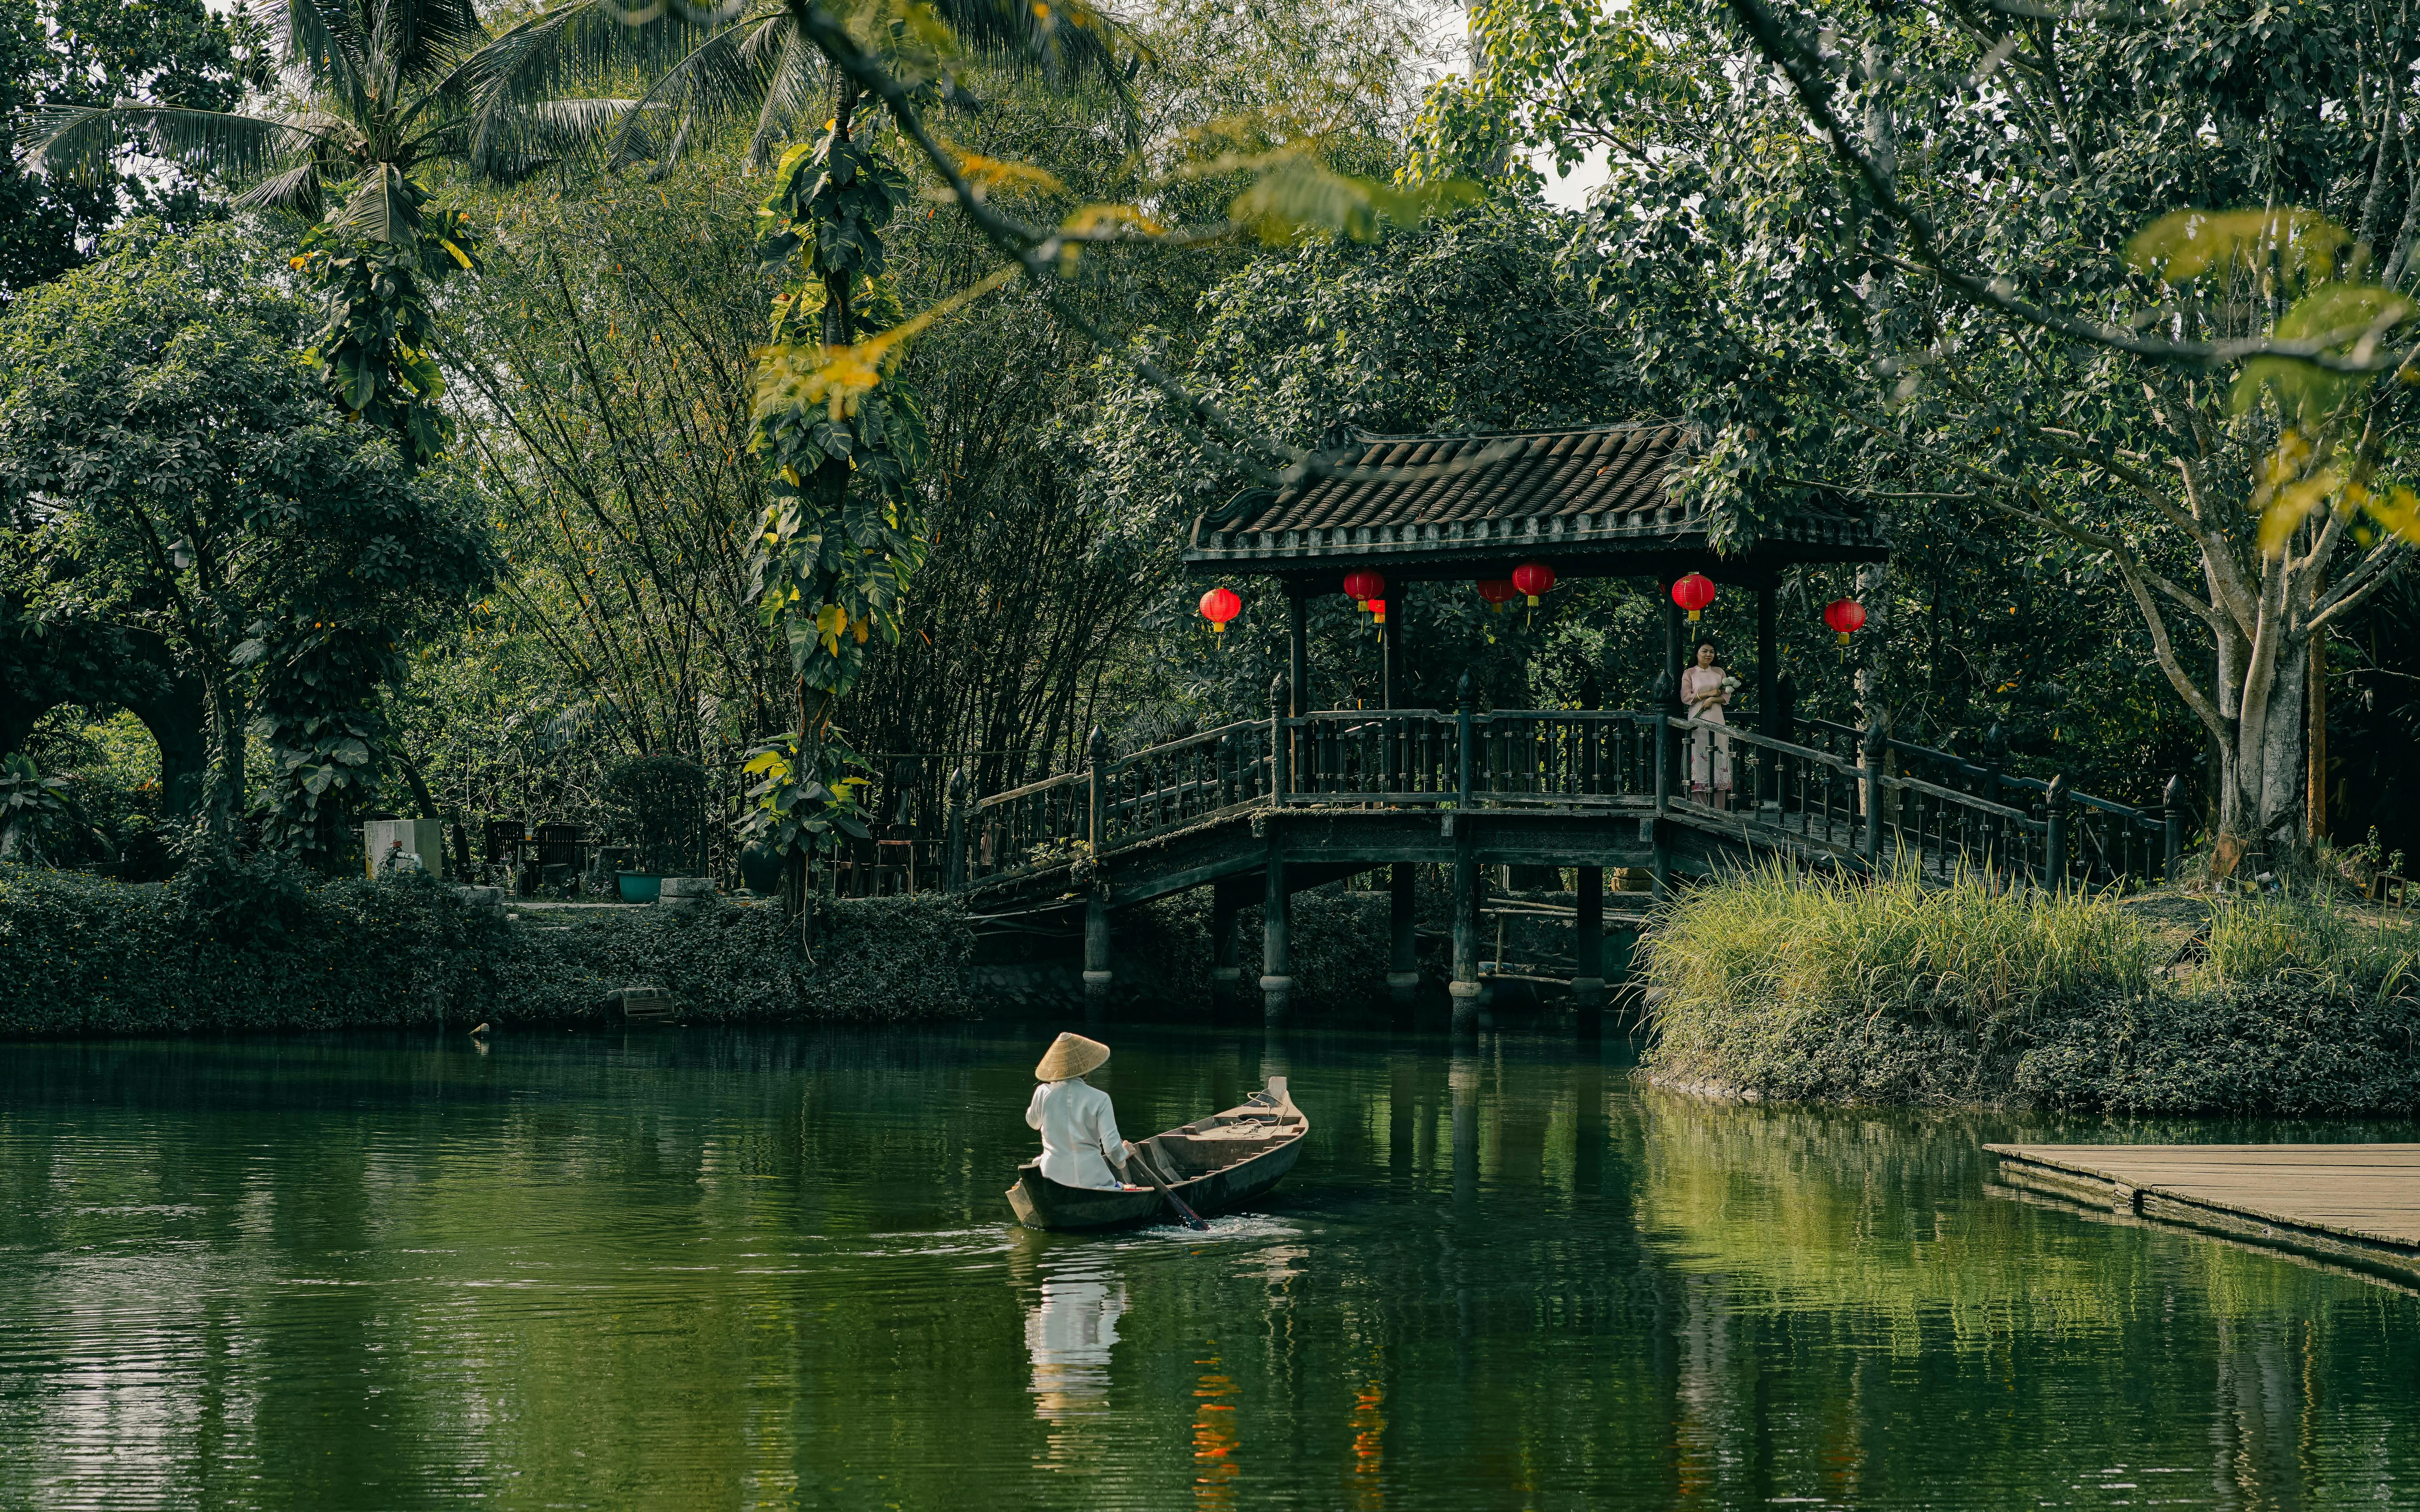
[1988,1143,2420,1288]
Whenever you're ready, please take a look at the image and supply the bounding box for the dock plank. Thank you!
[1987,1143,2420,1283]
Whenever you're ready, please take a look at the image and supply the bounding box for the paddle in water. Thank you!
[1126,1142,1209,1231]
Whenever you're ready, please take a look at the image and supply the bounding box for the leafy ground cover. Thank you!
[1641,863,2420,1114]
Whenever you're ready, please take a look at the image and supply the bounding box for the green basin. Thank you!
[616,872,664,904]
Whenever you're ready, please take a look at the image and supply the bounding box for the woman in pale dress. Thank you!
[1026,1032,1143,1190]
[1679,640,1733,807]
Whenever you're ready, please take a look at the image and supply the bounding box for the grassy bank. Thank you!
[1641,863,2420,1113]
[0,863,972,1035]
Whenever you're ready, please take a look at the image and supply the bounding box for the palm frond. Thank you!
[746,18,820,169]
[256,0,374,119]
[233,161,328,219]
[437,0,732,178]
[329,162,422,242]
[17,105,325,185]
[598,7,796,173]
[926,0,1139,138]
[370,0,488,83]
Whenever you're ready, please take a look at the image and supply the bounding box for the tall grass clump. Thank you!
[1642,860,2158,1103]
[2196,891,2420,1001]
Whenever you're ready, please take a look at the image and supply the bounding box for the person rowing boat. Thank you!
[1026,1032,1146,1192]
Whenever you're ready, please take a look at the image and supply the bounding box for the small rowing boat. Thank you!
[1007,1077,1307,1231]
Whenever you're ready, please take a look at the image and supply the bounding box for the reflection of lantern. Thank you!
[1367,598,1387,626]
[1477,579,1518,612]
[1199,586,1242,633]
[1823,597,1866,645]
[1342,569,1386,609]
[1671,573,1716,622]
[1511,561,1556,607]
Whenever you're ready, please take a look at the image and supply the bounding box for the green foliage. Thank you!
[737,731,872,860]
[293,198,481,469]
[0,864,973,1034]
[748,126,932,698]
[0,754,79,864]
[2016,984,2420,1117]
[1643,866,2420,1112]
[0,221,489,853]
[0,0,260,307]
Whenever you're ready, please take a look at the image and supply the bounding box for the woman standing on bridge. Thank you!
[1681,640,1735,808]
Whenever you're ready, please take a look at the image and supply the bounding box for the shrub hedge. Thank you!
[0,864,971,1035]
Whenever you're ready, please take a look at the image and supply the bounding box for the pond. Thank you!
[2,1023,2417,1509]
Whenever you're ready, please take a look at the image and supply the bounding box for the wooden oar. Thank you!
[1127,1142,1209,1230]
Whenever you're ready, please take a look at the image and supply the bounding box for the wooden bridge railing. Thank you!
[943,675,2188,893]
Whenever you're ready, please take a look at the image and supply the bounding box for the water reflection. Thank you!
[0,1027,2416,1510]
[1024,1254,1126,1430]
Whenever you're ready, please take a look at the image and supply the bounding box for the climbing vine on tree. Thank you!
[290,189,481,471]
[742,105,930,858]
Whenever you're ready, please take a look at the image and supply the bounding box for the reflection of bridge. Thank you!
[937,677,2186,1029]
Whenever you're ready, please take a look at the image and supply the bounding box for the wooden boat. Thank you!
[1007,1077,1307,1231]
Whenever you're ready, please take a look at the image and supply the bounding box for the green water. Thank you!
[2,1024,2418,1510]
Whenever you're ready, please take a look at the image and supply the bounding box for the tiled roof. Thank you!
[1184,423,1887,573]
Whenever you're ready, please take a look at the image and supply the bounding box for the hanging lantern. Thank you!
[1671,572,1717,622]
[1510,561,1557,607]
[1477,579,1518,613]
[1368,598,1387,626]
[1342,569,1386,610]
[1823,597,1867,645]
[1199,586,1242,633]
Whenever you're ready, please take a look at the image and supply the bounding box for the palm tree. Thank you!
[601,0,1138,184]
[19,0,716,242]
[17,0,723,467]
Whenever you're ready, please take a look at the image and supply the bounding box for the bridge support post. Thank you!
[1209,883,1243,1010]
[1261,847,1293,1024]
[2162,774,2185,880]
[1450,848,1481,1033]
[1859,721,1885,872]
[1572,866,1605,1014]
[2042,774,2070,891]
[1756,584,1779,810]
[1083,891,1113,1021]
[944,768,967,893]
[1387,862,1418,1008]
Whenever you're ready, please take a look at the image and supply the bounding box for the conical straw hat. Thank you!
[1034,1031,1110,1082]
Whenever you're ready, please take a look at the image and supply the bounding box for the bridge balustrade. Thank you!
[944,705,2180,894]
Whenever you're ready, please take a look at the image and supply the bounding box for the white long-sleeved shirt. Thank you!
[1026,1077,1128,1189]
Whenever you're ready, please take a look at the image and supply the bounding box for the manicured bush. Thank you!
[0,864,971,1035]
[2015,983,2420,1115]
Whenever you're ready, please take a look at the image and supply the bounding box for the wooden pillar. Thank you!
[1382,584,1403,709]
[1388,861,1418,1007]
[1450,843,1481,1033]
[1573,866,1605,1012]
[1261,843,1292,1024]
[1661,584,1686,720]
[1755,583,1778,809]
[1083,891,1112,1021]
[1287,584,1309,717]
[1209,882,1243,1009]
[1755,584,1778,737]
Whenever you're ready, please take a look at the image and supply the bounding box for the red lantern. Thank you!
[1511,561,1556,607]
[1342,569,1386,609]
[1671,572,1716,622]
[1823,597,1866,645]
[1476,579,1518,613]
[1199,586,1242,633]
[1368,598,1387,625]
